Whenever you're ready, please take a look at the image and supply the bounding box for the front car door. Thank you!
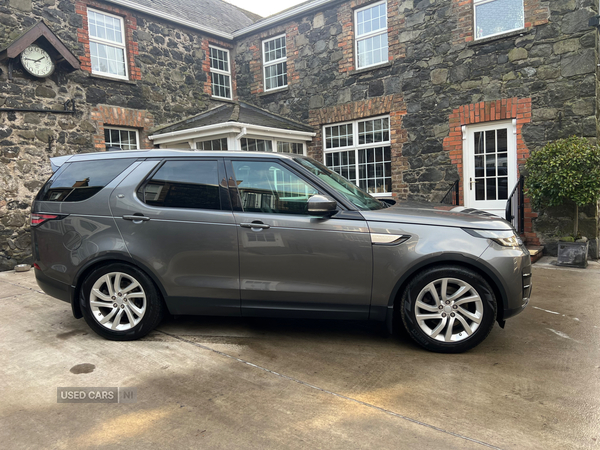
[110,158,240,316]
[226,158,372,319]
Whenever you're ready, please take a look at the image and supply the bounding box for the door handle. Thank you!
[470,177,474,191]
[122,214,150,222]
[240,222,270,230]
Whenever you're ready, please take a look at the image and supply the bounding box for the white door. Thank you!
[463,120,517,217]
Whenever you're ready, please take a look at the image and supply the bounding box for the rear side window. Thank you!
[139,160,221,210]
[39,159,135,202]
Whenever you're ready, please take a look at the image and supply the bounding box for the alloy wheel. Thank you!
[414,277,484,343]
[89,272,147,331]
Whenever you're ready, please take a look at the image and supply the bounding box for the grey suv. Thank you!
[31,150,531,353]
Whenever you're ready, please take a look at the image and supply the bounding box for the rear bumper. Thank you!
[35,268,70,303]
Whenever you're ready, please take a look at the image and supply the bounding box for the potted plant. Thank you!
[525,136,600,268]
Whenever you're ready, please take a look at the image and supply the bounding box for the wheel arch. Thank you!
[70,254,170,319]
[385,254,508,334]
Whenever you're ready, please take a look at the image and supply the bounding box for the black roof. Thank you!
[154,102,314,134]
[126,0,260,33]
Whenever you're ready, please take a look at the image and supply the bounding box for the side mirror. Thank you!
[308,195,338,217]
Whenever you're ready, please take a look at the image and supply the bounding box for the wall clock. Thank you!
[20,44,55,78]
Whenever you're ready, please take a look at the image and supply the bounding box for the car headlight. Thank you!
[463,228,523,247]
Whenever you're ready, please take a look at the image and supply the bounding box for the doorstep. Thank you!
[527,246,544,264]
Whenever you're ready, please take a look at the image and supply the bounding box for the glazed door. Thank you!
[464,121,517,217]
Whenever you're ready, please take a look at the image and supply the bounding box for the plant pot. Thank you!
[556,241,589,268]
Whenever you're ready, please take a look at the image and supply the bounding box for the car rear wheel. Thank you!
[400,265,497,353]
[80,263,165,341]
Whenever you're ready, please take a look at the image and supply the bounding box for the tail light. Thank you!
[31,213,67,227]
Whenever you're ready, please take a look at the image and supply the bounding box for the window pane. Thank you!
[241,138,272,152]
[90,42,126,76]
[277,141,303,154]
[324,124,353,149]
[264,62,287,90]
[105,127,138,151]
[211,72,231,99]
[358,118,390,145]
[357,33,388,68]
[356,146,392,194]
[263,36,286,63]
[498,177,508,200]
[143,160,220,210]
[326,150,356,184]
[232,160,317,215]
[475,0,524,39]
[210,47,229,73]
[356,2,387,38]
[42,159,135,202]
[89,10,123,44]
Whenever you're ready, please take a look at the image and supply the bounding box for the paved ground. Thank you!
[1,260,599,450]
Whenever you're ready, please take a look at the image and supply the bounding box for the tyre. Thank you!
[400,265,497,353]
[79,263,165,341]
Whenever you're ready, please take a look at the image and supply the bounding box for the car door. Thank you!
[110,158,240,316]
[226,158,372,319]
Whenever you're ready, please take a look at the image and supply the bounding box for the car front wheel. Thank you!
[400,265,497,353]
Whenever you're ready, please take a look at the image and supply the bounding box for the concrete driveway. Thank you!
[1,260,599,449]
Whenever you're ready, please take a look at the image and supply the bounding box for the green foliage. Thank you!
[525,136,600,237]
[525,136,600,208]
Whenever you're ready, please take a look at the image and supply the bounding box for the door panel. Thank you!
[464,121,516,217]
[110,159,240,316]
[228,159,373,319]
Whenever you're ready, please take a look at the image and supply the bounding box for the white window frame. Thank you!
[262,34,287,91]
[354,0,388,70]
[209,45,232,100]
[322,116,392,197]
[87,8,128,80]
[104,126,140,150]
[473,0,524,41]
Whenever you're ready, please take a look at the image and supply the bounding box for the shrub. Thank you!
[525,136,600,238]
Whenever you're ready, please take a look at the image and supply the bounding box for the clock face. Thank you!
[20,44,55,78]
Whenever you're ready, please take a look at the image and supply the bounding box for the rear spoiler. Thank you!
[50,155,72,173]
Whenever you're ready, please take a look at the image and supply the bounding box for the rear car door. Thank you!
[110,158,240,316]
[226,158,372,319]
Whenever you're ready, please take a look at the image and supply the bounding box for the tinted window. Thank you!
[39,159,135,202]
[140,160,220,210]
[232,160,317,215]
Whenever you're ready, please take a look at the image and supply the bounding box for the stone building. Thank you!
[1,0,598,270]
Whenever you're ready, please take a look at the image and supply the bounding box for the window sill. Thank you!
[89,73,137,85]
[371,193,393,198]
[469,28,530,47]
[211,96,235,103]
[350,61,392,76]
[259,86,289,97]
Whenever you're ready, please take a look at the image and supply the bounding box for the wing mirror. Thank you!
[308,195,338,217]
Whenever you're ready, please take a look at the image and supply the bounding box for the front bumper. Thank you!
[479,244,532,321]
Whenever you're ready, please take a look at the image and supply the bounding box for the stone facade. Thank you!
[0,0,239,270]
[0,0,599,269]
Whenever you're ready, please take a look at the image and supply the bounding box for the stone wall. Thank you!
[0,0,225,270]
[234,0,598,251]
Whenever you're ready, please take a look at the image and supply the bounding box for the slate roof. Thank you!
[155,101,315,134]
[127,0,260,33]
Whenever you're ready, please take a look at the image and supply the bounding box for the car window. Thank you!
[140,160,221,210]
[232,160,317,214]
[38,159,135,202]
